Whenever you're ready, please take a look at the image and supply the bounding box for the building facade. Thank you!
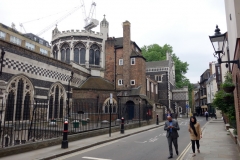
[224,0,240,147]
[146,54,188,117]
[198,69,210,115]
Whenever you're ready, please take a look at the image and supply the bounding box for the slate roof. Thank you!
[79,77,114,90]
[146,60,169,68]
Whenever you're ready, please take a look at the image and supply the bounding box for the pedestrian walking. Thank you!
[205,110,209,121]
[166,111,173,118]
[164,116,180,159]
[188,116,202,157]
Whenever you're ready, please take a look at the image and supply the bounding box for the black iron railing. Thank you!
[0,99,152,148]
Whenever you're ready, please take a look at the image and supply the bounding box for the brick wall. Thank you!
[116,49,124,90]
[104,38,115,83]
[232,39,240,143]
[130,57,146,94]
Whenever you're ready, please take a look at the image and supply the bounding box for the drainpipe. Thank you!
[114,48,116,90]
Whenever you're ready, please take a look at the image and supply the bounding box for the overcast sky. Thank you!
[0,0,227,83]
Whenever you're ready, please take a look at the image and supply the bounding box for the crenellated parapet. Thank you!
[52,29,104,42]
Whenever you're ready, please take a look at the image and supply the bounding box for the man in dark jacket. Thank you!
[164,116,180,159]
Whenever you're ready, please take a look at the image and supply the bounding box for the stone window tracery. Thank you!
[48,83,66,119]
[74,42,86,64]
[89,44,100,65]
[5,76,34,121]
[60,43,70,63]
[53,46,58,59]
[102,98,117,114]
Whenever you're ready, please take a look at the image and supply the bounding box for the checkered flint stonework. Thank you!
[3,58,82,84]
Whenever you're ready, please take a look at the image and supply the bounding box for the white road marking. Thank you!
[134,141,147,143]
[159,132,167,136]
[149,136,158,142]
[82,157,112,160]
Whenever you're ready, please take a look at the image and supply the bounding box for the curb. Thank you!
[38,123,165,160]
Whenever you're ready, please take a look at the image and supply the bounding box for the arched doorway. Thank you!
[126,101,135,120]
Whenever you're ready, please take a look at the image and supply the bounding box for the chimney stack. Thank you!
[122,21,131,88]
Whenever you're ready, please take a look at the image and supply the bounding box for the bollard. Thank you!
[156,114,159,125]
[61,121,68,149]
[120,117,124,134]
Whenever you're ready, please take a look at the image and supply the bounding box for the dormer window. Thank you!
[135,47,139,52]
[39,39,43,45]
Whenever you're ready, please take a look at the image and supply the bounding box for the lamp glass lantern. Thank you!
[209,25,227,63]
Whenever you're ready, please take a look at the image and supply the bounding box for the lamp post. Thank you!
[109,93,113,137]
[209,25,240,69]
[67,71,74,117]
[166,71,169,110]
[0,48,6,76]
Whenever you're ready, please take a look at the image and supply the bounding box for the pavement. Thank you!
[178,118,240,160]
[1,118,240,160]
[0,121,166,160]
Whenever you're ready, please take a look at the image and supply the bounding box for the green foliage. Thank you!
[233,129,237,135]
[222,72,235,88]
[212,88,234,114]
[141,44,172,62]
[222,81,235,88]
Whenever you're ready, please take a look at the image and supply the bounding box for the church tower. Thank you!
[100,15,109,40]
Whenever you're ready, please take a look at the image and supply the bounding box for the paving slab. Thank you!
[180,120,240,160]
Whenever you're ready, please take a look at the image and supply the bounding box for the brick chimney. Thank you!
[123,21,131,88]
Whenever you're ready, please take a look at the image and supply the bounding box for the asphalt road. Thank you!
[54,117,207,160]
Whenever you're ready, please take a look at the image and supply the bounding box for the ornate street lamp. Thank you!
[0,48,6,76]
[209,25,240,68]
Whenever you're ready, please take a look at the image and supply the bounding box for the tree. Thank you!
[141,44,193,107]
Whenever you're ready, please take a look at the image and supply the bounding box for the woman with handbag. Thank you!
[188,116,202,157]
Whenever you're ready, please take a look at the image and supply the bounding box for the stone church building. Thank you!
[0,16,159,125]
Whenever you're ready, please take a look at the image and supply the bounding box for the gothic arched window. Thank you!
[74,43,86,64]
[89,44,100,65]
[102,98,117,113]
[5,76,34,121]
[60,43,70,63]
[52,46,58,59]
[49,83,66,119]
